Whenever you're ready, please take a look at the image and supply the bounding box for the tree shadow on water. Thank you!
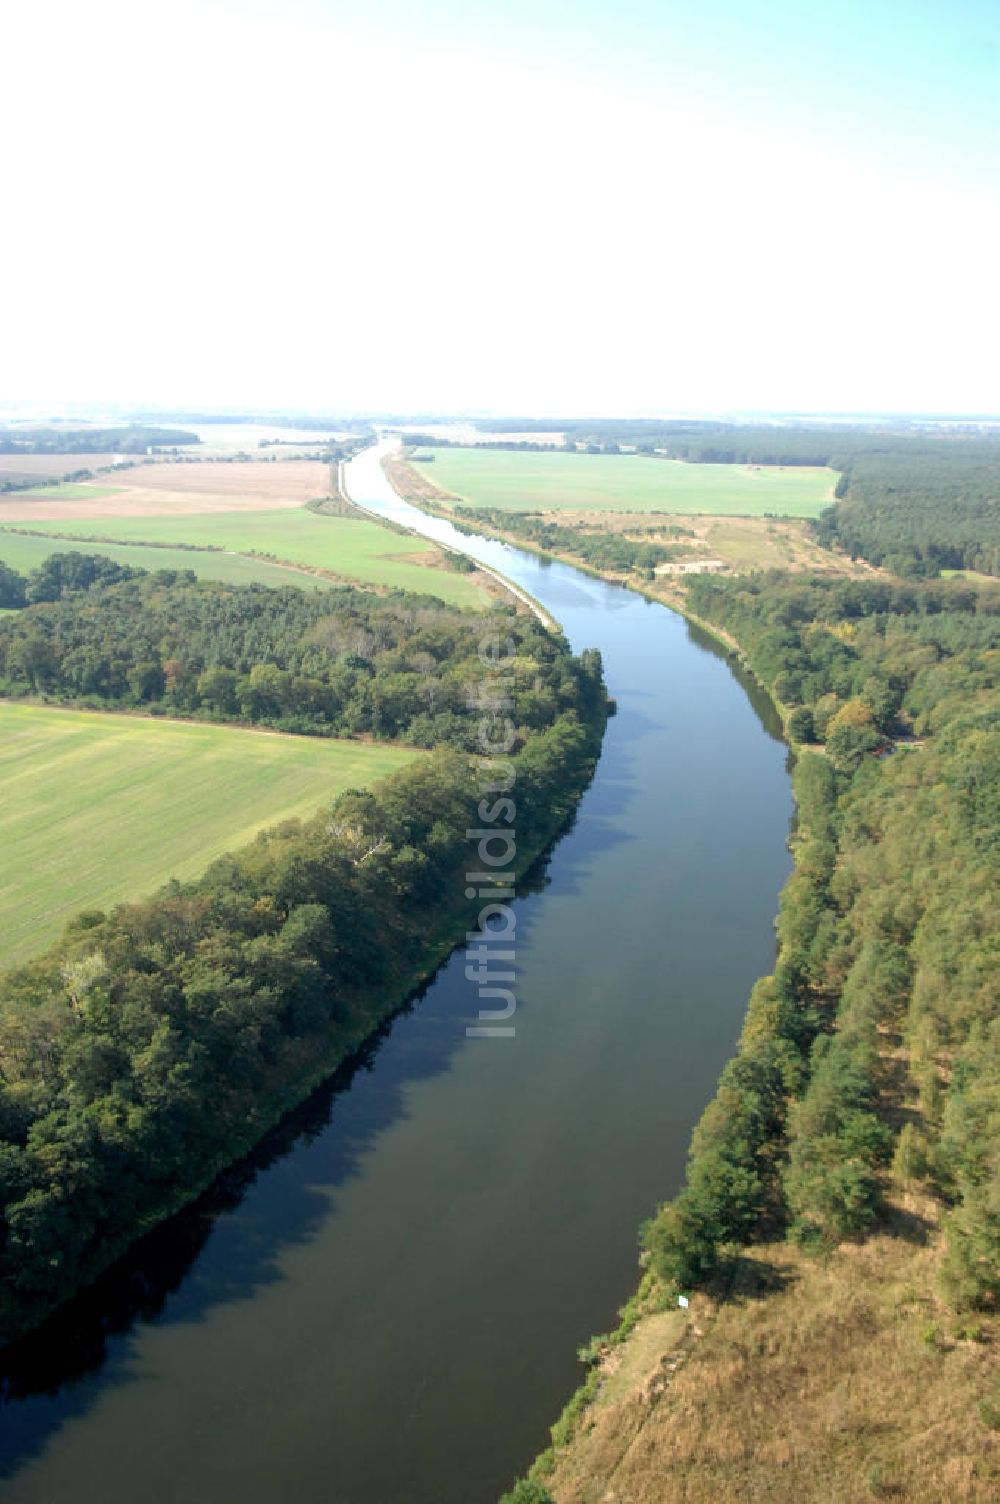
[0,906,553,1480]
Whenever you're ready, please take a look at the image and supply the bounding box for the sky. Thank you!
[2,0,998,417]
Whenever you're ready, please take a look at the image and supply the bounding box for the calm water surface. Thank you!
[0,447,793,1502]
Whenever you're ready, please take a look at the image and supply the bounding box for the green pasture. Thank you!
[8,483,120,500]
[0,701,418,967]
[415,447,835,517]
[0,529,326,590]
[14,510,482,605]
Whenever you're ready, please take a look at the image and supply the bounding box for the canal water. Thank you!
[0,446,793,1503]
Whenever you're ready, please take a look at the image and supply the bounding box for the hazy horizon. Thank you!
[4,0,998,416]
[3,403,999,427]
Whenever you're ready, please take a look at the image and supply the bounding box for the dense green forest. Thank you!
[0,565,608,1339]
[0,560,28,608]
[816,454,1000,577]
[645,570,1000,1309]
[0,555,588,746]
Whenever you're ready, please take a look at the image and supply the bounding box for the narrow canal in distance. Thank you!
[0,445,793,1503]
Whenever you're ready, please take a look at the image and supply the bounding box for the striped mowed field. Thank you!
[0,702,418,967]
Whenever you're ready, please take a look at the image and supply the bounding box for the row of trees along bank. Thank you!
[645,570,1000,1310]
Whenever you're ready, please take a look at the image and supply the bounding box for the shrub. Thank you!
[788,705,816,743]
[498,1482,554,1504]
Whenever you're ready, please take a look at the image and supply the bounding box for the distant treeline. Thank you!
[645,570,1000,1310]
[473,416,1000,462]
[407,435,564,453]
[0,555,593,747]
[133,413,375,434]
[473,418,886,464]
[105,448,349,466]
[0,559,609,1339]
[0,426,199,455]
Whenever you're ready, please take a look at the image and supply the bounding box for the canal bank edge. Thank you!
[341,455,561,633]
[381,456,1000,1504]
[382,449,801,741]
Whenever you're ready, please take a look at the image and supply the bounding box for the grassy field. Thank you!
[9,483,119,501]
[0,528,327,590]
[414,447,835,517]
[0,702,418,967]
[11,510,483,605]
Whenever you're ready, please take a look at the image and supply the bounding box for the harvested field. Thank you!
[0,460,334,523]
[0,453,116,483]
[101,459,333,500]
